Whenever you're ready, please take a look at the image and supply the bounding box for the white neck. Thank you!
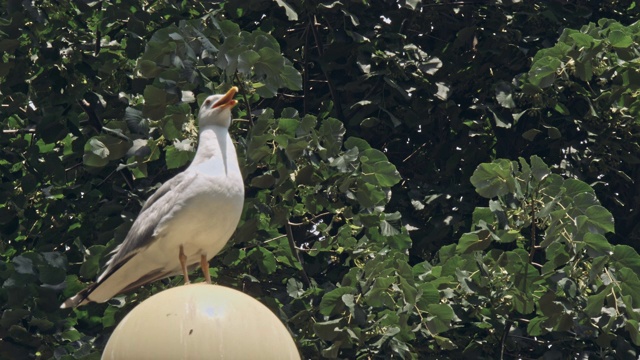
[188,125,241,178]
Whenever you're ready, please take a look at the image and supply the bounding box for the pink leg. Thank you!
[180,245,190,285]
[200,254,211,284]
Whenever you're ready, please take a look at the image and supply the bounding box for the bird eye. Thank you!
[204,99,211,105]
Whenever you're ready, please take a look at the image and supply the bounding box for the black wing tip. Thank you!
[60,284,97,309]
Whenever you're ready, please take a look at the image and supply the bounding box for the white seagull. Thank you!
[61,87,245,308]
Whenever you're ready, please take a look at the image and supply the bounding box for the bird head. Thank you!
[198,87,239,128]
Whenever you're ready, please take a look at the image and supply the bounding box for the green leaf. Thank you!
[554,102,570,115]
[456,232,491,254]
[13,255,35,275]
[538,292,563,317]
[138,59,161,78]
[426,303,455,334]
[286,278,305,299]
[568,32,595,47]
[585,205,615,233]
[433,335,458,350]
[274,0,298,21]
[277,117,299,136]
[527,316,549,336]
[143,85,168,120]
[495,81,515,109]
[250,174,276,188]
[529,155,550,182]
[618,268,640,308]
[472,207,494,226]
[237,49,260,74]
[470,160,513,198]
[522,129,542,141]
[102,306,119,328]
[497,229,520,243]
[88,135,129,161]
[417,283,440,308]
[318,117,345,157]
[215,19,241,37]
[79,245,107,279]
[404,0,420,10]
[360,148,388,164]
[537,190,564,218]
[585,285,611,317]
[86,137,109,159]
[511,291,535,314]
[380,220,400,236]
[319,286,356,316]
[365,276,396,307]
[298,114,317,133]
[62,275,88,298]
[362,161,401,187]
[165,144,194,169]
[625,319,640,346]
[62,329,82,342]
[281,64,302,91]
[545,242,570,271]
[356,182,387,207]
[330,147,359,173]
[583,233,612,254]
[557,278,577,298]
[528,56,561,88]
[543,125,561,139]
[252,247,277,274]
[256,46,284,72]
[344,137,371,151]
[314,319,344,341]
[608,29,633,48]
[562,178,593,198]
[38,263,66,285]
[613,245,640,276]
[489,107,511,129]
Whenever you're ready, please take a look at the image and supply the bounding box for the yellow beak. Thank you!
[213,86,239,109]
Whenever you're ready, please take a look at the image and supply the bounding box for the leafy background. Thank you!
[2,0,640,358]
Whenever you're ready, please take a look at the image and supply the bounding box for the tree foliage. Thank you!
[1,1,640,359]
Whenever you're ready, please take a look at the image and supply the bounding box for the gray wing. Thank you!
[98,170,197,281]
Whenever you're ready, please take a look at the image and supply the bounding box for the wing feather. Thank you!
[99,171,197,280]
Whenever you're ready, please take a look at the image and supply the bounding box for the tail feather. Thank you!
[59,267,172,309]
[60,283,98,309]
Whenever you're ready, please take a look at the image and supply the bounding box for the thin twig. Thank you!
[77,99,102,133]
[524,187,539,293]
[119,169,134,190]
[234,72,253,126]
[65,163,83,172]
[403,142,427,163]
[241,235,287,251]
[303,22,310,116]
[286,221,312,286]
[309,15,345,121]
[288,211,332,226]
[3,128,36,134]
[500,320,512,360]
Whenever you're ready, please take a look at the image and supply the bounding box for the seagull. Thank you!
[61,87,245,308]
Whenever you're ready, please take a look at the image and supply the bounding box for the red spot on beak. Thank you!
[212,87,239,109]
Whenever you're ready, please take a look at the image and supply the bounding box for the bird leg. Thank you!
[179,245,190,285]
[200,254,212,284]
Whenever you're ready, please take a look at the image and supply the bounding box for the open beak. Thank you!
[212,86,239,109]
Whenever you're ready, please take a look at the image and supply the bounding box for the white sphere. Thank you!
[102,284,300,360]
